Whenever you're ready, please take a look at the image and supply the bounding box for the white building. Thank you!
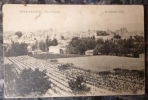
[49,46,61,54]
[85,50,94,56]
[49,45,66,54]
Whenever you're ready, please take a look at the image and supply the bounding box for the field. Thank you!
[30,54,144,72]
[4,55,145,97]
[57,56,144,72]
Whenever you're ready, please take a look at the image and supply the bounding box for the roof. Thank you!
[85,50,94,53]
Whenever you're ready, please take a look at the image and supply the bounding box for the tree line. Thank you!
[39,35,58,52]
[4,35,58,57]
[66,37,96,55]
[66,35,144,58]
[29,36,58,52]
[4,41,28,57]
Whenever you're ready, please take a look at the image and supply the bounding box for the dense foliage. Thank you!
[5,64,51,96]
[39,36,58,52]
[16,68,51,96]
[66,35,144,58]
[66,37,96,54]
[68,75,90,94]
[5,41,28,57]
[58,63,73,71]
[15,31,22,38]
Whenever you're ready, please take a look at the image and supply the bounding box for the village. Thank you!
[3,28,144,57]
[4,27,145,96]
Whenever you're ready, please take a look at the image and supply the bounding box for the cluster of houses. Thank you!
[4,28,144,56]
[94,28,143,41]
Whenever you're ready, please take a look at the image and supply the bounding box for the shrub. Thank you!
[16,68,51,96]
[58,63,71,71]
[15,31,22,38]
[68,75,90,94]
[50,59,58,64]
[5,66,51,96]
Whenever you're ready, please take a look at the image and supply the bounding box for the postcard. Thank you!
[3,5,145,98]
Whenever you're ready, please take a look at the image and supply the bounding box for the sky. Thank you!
[3,5,144,33]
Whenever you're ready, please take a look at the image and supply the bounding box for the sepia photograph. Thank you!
[3,5,145,98]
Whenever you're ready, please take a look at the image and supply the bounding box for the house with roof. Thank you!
[49,45,66,54]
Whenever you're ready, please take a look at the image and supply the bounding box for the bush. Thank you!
[39,41,46,52]
[68,75,90,94]
[16,68,51,96]
[50,59,58,64]
[15,31,22,38]
[5,65,51,96]
[58,63,72,71]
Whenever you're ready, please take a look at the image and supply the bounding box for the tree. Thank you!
[94,39,104,55]
[52,38,58,46]
[114,34,121,39]
[5,42,28,57]
[101,40,112,55]
[71,37,80,47]
[96,38,104,44]
[39,41,46,52]
[68,75,90,94]
[45,36,52,51]
[66,44,79,54]
[16,68,51,96]
[15,31,22,38]
[45,35,49,47]
[93,44,103,55]
[43,36,59,52]
[85,38,96,50]
[58,63,71,71]
[77,41,87,55]
[32,41,38,51]
[61,35,65,40]
[123,38,135,54]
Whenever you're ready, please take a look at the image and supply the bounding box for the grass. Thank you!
[30,53,144,72]
[7,53,144,73]
[30,53,85,59]
[57,56,144,72]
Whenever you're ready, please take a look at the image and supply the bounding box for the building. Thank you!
[93,30,114,41]
[27,44,32,52]
[49,45,66,54]
[49,46,61,54]
[85,50,94,56]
